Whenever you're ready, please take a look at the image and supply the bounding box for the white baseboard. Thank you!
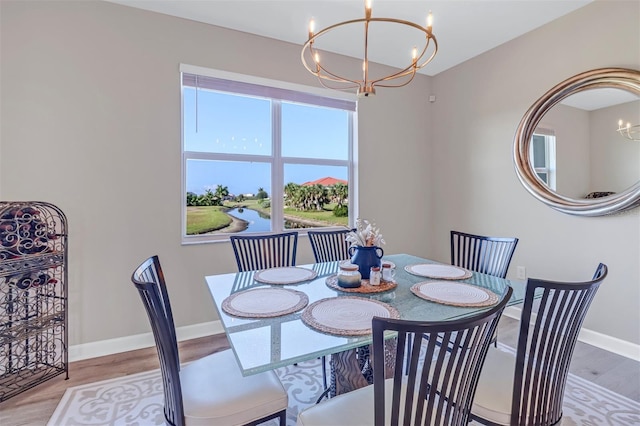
[70,312,640,364]
[69,320,224,362]
[503,306,640,362]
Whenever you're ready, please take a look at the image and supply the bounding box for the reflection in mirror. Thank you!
[532,89,640,200]
[530,129,556,190]
[514,68,640,216]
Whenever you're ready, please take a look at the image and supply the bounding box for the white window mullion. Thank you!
[272,100,284,232]
[349,110,358,227]
[280,157,349,167]
[184,151,273,163]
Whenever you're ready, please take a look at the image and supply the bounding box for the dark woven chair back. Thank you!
[510,263,608,426]
[230,232,298,272]
[450,230,519,279]
[131,256,184,426]
[307,228,353,263]
[373,286,513,426]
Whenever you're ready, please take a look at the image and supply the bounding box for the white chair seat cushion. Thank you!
[472,346,570,426]
[471,346,516,425]
[298,379,422,426]
[180,349,287,426]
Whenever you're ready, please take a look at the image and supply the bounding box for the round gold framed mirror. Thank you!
[514,68,640,216]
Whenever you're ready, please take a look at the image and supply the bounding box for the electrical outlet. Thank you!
[517,266,526,280]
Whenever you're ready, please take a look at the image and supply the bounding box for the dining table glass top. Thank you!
[205,253,526,376]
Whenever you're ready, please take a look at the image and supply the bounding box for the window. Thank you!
[181,65,357,243]
[531,129,556,190]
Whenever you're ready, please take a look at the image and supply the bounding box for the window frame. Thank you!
[530,128,557,191]
[180,64,358,244]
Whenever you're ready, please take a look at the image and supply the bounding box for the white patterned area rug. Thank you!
[48,348,640,426]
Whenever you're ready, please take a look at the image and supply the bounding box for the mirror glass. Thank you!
[532,88,640,199]
[513,68,640,216]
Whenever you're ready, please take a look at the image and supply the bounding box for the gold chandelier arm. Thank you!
[374,36,438,88]
[307,45,363,87]
[315,77,362,93]
[302,26,365,89]
[301,9,439,97]
[363,17,370,88]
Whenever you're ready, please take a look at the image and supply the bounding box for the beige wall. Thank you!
[0,0,431,346]
[1,0,639,350]
[590,100,640,191]
[538,98,640,197]
[538,104,591,198]
[431,0,640,344]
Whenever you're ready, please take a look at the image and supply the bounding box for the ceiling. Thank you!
[561,88,639,111]
[106,0,594,76]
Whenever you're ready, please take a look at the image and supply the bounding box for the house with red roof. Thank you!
[301,177,348,186]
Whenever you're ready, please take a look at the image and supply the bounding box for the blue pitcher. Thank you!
[348,245,384,279]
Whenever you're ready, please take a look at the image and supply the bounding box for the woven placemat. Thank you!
[301,296,400,336]
[325,275,397,293]
[410,281,498,307]
[253,267,318,285]
[222,287,309,318]
[404,263,473,280]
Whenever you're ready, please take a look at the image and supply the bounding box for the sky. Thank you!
[183,88,349,195]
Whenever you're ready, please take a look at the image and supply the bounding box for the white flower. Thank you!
[346,218,385,247]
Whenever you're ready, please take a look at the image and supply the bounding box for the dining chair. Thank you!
[307,228,353,263]
[470,263,608,426]
[230,232,298,272]
[451,230,519,279]
[131,255,288,426]
[297,286,514,426]
[306,227,354,395]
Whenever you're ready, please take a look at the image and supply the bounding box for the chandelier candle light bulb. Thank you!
[308,19,315,39]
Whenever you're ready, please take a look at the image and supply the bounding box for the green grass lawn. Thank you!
[283,206,349,227]
[186,201,348,234]
[186,206,232,234]
[240,200,348,227]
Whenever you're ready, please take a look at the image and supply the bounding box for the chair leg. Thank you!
[315,355,331,404]
[278,409,287,425]
[316,386,331,404]
[321,355,328,389]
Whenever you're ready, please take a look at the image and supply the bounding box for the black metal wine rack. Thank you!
[0,201,68,402]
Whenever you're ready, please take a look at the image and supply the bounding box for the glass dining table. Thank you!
[205,253,526,380]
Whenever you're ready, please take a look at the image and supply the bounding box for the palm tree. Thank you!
[200,189,215,206]
[256,187,268,199]
[330,183,348,207]
[284,182,300,207]
[307,184,328,211]
[186,192,198,206]
[215,185,229,204]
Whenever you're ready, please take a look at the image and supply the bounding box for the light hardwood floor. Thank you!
[1,318,638,425]
[497,315,640,402]
[0,335,229,426]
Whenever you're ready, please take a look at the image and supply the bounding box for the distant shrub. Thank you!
[333,205,348,217]
[260,199,271,208]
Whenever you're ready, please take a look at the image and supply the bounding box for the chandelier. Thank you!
[301,0,438,98]
[617,119,640,141]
